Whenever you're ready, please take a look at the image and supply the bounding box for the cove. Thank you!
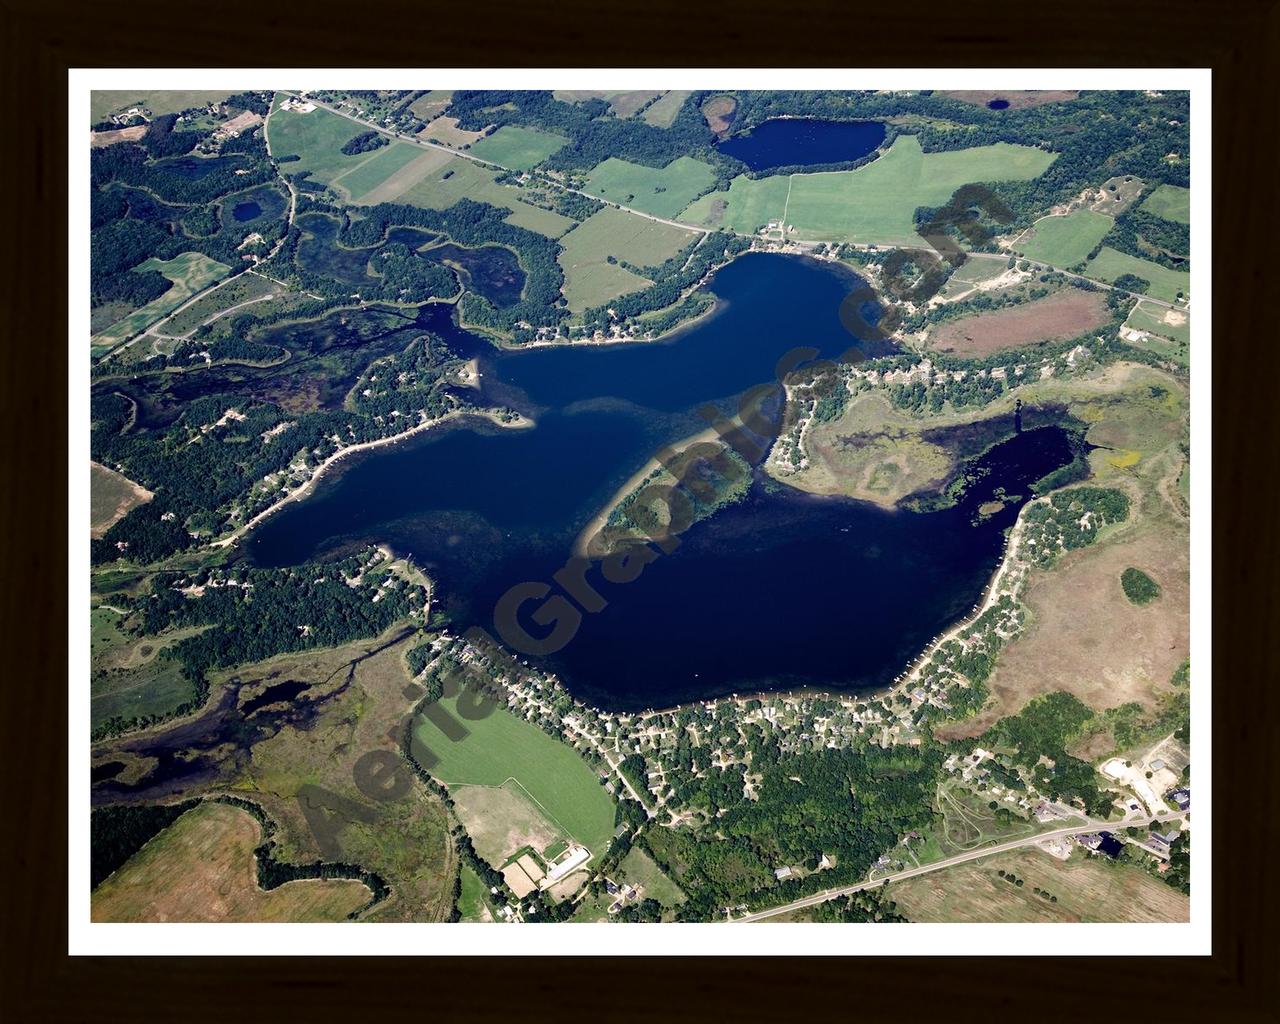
[246,253,1074,711]
[717,118,886,171]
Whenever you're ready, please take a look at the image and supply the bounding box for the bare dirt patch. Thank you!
[90,125,148,148]
[930,290,1111,357]
[418,116,484,148]
[942,91,1079,110]
[90,461,154,538]
[451,782,563,867]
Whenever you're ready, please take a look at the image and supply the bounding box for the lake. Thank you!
[247,253,1077,711]
[717,118,887,171]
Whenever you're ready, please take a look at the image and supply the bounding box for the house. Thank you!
[1168,788,1191,811]
[774,866,793,881]
[1149,824,1181,845]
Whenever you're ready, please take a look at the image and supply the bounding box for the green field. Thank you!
[91,91,234,123]
[617,847,686,908]
[680,135,1057,244]
[1086,246,1190,303]
[266,102,385,185]
[1017,210,1114,267]
[457,864,492,922]
[90,609,203,732]
[93,252,232,349]
[583,156,717,219]
[469,125,568,171]
[1141,184,1191,224]
[642,91,693,128]
[680,173,791,233]
[414,695,616,858]
[557,206,696,311]
[1126,299,1191,345]
[398,155,575,237]
[334,141,431,202]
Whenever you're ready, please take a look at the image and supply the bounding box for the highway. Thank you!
[730,811,1186,923]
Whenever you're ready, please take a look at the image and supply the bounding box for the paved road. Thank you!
[730,811,1185,923]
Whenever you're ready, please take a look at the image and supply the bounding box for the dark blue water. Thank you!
[153,154,246,180]
[987,99,1011,111]
[233,200,262,222]
[246,253,1075,710]
[717,118,886,172]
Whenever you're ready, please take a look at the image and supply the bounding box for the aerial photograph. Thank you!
[85,84,1195,931]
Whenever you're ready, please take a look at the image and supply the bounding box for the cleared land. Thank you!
[1124,302,1191,368]
[557,206,696,311]
[617,847,687,908]
[158,272,281,337]
[940,91,1079,110]
[398,155,574,237]
[457,863,493,921]
[91,802,370,922]
[642,91,693,128]
[90,462,153,538]
[469,125,568,171]
[267,101,388,185]
[553,90,662,119]
[91,91,233,122]
[583,156,717,219]
[1016,210,1114,267]
[417,115,484,148]
[890,847,1187,922]
[929,289,1112,357]
[333,141,433,203]
[451,780,565,868]
[702,95,737,134]
[93,252,232,349]
[1086,247,1189,303]
[681,135,1056,243]
[413,694,616,859]
[89,607,203,731]
[408,90,453,122]
[90,125,149,148]
[1141,184,1191,224]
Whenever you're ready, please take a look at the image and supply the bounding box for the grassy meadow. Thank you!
[1086,247,1190,303]
[413,694,616,858]
[469,125,568,170]
[584,156,717,219]
[1140,184,1191,224]
[1016,210,1114,266]
[93,252,232,349]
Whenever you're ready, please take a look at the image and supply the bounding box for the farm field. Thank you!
[89,607,205,732]
[935,257,1025,301]
[557,206,696,310]
[679,173,790,232]
[1141,184,1191,224]
[682,135,1056,243]
[1086,247,1190,303]
[90,462,153,538]
[93,252,232,350]
[398,155,575,237]
[469,125,568,171]
[333,141,433,202]
[158,271,281,337]
[266,101,386,185]
[91,802,371,922]
[408,90,452,122]
[583,156,717,219]
[1016,210,1114,267]
[890,847,1187,922]
[413,694,616,860]
[553,90,661,118]
[417,115,484,148]
[91,90,234,122]
[642,90,693,127]
[928,289,1112,357]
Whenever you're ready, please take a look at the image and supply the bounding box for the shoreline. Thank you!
[211,406,532,549]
